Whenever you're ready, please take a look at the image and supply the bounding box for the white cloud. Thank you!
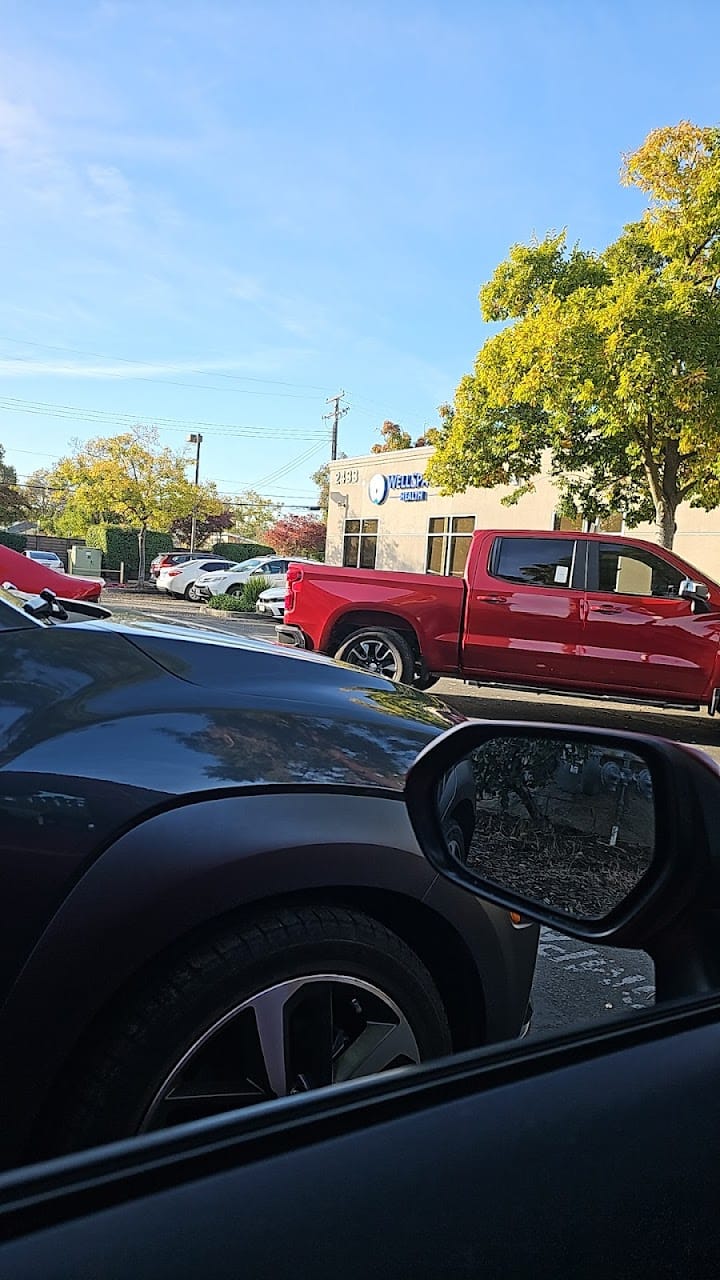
[229,276,328,339]
[0,355,315,380]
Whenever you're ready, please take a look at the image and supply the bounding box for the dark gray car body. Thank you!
[0,587,537,1163]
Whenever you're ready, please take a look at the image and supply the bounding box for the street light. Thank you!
[186,433,203,554]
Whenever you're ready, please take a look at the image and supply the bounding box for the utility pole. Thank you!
[187,432,203,553]
[323,391,349,461]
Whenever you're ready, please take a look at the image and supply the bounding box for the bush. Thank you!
[211,541,274,562]
[207,592,249,612]
[208,576,270,612]
[85,525,175,576]
[0,531,27,553]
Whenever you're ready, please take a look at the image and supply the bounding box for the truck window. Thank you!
[598,544,684,597]
[491,537,576,588]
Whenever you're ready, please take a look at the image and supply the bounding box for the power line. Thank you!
[0,395,328,440]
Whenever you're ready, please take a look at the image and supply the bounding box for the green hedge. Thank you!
[0,531,27,553]
[211,540,274,562]
[85,525,175,576]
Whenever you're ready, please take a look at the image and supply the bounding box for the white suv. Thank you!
[194,557,323,600]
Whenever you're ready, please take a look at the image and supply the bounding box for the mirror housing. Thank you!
[406,721,716,949]
[679,579,711,612]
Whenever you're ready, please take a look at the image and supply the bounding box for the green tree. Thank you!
[44,427,219,582]
[231,489,280,542]
[0,443,27,526]
[428,122,720,549]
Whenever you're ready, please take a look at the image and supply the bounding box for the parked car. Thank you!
[278,529,720,708]
[2,726,720,1278]
[150,551,197,579]
[256,585,286,618]
[155,556,236,599]
[24,549,65,573]
[0,543,103,602]
[0,581,536,1168]
[195,556,323,601]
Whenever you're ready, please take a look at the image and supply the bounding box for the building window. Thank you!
[343,518,378,569]
[426,516,475,576]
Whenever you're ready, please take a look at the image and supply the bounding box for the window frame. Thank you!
[342,518,378,569]
[489,535,584,591]
[589,541,686,600]
[425,515,475,577]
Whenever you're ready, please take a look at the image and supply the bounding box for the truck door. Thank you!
[462,534,587,686]
[581,540,719,701]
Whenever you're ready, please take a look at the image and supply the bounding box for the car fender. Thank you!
[0,789,520,1158]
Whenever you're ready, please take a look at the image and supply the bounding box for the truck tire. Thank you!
[414,674,440,691]
[334,627,415,683]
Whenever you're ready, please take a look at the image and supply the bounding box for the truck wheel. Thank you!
[414,674,440,691]
[334,628,415,683]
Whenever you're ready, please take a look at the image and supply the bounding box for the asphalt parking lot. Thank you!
[108,588,720,1039]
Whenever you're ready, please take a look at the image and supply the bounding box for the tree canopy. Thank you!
[264,513,326,559]
[428,122,720,548]
[0,443,27,526]
[43,427,223,581]
[231,489,280,542]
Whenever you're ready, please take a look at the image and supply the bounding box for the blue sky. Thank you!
[1,0,719,509]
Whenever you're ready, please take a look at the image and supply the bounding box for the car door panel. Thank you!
[582,541,720,699]
[1,997,719,1277]
[462,536,587,686]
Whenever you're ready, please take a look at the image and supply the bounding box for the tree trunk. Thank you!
[654,499,677,550]
[137,526,147,585]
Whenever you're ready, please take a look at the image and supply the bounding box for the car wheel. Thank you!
[441,818,466,863]
[334,628,415,683]
[40,906,451,1156]
[184,583,199,601]
[581,756,602,796]
[227,585,244,597]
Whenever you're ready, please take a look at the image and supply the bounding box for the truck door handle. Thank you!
[591,604,622,614]
[476,595,505,604]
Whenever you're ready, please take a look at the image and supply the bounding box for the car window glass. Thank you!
[492,538,576,588]
[598,544,684,597]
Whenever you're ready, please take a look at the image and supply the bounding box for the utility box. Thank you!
[68,545,103,577]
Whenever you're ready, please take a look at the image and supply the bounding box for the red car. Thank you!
[0,544,104,602]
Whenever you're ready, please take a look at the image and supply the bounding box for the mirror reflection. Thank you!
[439,736,656,919]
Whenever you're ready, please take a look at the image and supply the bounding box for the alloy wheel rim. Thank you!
[138,974,421,1134]
[344,638,399,678]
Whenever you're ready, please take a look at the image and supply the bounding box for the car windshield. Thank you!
[1,2,719,1187]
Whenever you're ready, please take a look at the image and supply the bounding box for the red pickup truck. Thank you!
[276,529,720,713]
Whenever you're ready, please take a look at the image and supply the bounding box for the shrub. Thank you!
[208,576,270,612]
[85,525,174,576]
[0,531,27,553]
[211,540,274,562]
[207,592,248,612]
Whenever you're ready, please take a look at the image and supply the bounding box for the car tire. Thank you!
[227,585,244,597]
[334,628,416,683]
[441,818,467,863]
[38,905,451,1157]
[183,583,198,601]
[581,757,602,796]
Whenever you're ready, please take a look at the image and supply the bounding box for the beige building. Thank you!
[325,446,720,582]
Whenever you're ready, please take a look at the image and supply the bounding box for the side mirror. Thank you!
[679,578,709,600]
[679,579,711,613]
[406,722,720,983]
